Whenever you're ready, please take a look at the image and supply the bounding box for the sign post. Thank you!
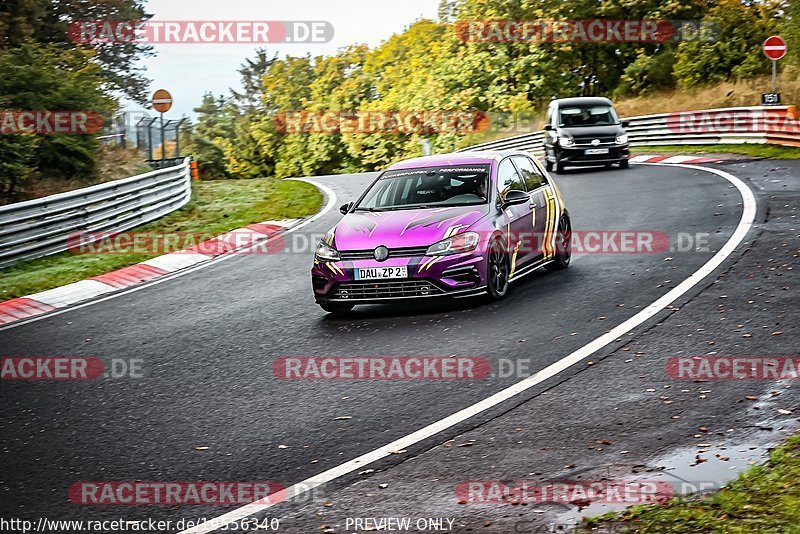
[151,89,173,160]
[762,36,787,105]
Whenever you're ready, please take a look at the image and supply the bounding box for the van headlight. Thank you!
[426,232,480,256]
[558,136,575,147]
[616,134,629,144]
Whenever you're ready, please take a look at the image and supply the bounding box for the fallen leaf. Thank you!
[596,440,613,445]
[378,483,389,489]
[778,409,793,415]
[334,416,352,420]
[194,447,209,451]
[278,444,288,449]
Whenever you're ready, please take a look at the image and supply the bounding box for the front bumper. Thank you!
[558,145,629,166]
[312,251,488,304]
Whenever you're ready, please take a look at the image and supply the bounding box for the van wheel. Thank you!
[545,159,553,172]
[619,160,629,169]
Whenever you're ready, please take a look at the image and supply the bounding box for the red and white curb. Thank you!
[0,219,300,326]
[630,154,722,164]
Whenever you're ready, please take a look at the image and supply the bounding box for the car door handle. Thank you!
[529,202,537,208]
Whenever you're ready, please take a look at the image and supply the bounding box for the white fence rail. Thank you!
[0,158,192,269]
[460,105,799,154]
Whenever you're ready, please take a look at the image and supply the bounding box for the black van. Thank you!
[543,97,629,173]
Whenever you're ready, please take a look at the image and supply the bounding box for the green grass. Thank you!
[633,143,800,159]
[585,434,800,533]
[0,179,323,300]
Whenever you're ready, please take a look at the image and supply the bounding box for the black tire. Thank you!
[619,159,629,169]
[604,162,613,169]
[545,215,572,271]
[545,158,553,172]
[555,159,565,174]
[318,302,355,315]
[486,239,510,300]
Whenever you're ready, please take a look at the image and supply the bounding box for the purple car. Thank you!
[312,150,572,314]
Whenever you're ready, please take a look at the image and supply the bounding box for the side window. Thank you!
[497,158,526,199]
[513,156,546,190]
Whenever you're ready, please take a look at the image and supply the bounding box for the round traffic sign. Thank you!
[152,89,173,113]
[763,35,787,61]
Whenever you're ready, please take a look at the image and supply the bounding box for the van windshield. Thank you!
[559,105,619,127]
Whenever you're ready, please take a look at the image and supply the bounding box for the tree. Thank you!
[674,0,782,86]
[0,0,155,103]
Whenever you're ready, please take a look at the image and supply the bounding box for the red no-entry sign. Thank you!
[763,35,787,61]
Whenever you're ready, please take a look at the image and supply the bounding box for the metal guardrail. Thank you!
[460,105,799,154]
[0,158,192,269]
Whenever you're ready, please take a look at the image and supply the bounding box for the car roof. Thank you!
[386,150,532,170]
[551,97,614,107]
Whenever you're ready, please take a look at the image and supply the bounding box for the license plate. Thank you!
[355,266,408,280]
[585,148,609,155]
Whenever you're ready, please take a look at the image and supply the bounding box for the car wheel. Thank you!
[545,215,572,271]
[545,158,553,172]
[318,302,355,315]
[619,159,629,169]
[555,159,565,174]
[486,239,510,299]
[604,162,613,169]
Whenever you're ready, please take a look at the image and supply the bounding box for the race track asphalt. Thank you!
[0,162,747,530]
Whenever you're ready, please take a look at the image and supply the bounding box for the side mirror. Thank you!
[339,202,353,215]
[544,124,554,131]
[621,120,630,128]
[500,189,529,209]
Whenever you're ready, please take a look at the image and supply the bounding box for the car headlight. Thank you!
[426,231,480,256]
[616,134,629,144]
[558,136,574,147]
[315,240,341,261]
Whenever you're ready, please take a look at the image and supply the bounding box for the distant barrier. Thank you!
[460,105,799,154]
[0,158,191,269]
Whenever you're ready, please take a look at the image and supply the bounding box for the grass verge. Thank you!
[633,144,800,160]
[586,434,800,533]
[0,178,323,300]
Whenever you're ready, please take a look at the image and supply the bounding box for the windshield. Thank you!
[354,165,491,211]
[559,105,619,127]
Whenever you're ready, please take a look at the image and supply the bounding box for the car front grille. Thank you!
[332,280,444,300]
[573,136,616,146]
[339,246,430,261]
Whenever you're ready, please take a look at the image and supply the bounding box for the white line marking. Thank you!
[0,178,337,332]
[177,162,758,534]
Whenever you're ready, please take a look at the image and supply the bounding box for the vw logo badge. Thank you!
[374,245,389,261]
[591,139,600,146]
